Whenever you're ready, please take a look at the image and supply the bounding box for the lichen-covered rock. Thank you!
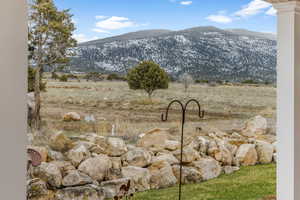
[107,157,123,180]
[152,153,179,165]
[66,144,91,167]
[62,170,93,187]
[49,132,74,152]
[214,139,233,166]
[241,115,267,137]
[172,165,202,183]
[173,145,200,164]
[106,137,128,156]
[121,147,152,167]
[32,162,62,188]
[47,149,65,161]
[101,178,133,199]
[236,144,258,166]
[256,141,274,164]
[78,155,112,182]
[192,158,222,181]
[121,166,151,192]
[190,136,210,154]
[55,185,105,200]
[27,179,54,200]
[148,161,177,189]
[63,112,81,122]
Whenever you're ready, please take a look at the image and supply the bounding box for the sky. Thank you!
[54,0,277,43]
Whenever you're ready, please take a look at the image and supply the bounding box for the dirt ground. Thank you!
[40,80,276,142]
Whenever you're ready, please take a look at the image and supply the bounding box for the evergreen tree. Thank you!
[127,61,169,99]
[28,0,77,129]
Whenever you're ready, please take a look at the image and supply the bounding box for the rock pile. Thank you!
[27,115,276,200]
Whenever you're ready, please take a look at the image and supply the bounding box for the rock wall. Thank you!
[27,115,276,200]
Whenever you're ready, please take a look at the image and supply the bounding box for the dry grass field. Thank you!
[40,79,276,142]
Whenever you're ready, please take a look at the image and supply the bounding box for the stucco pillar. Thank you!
[270,1,300,200]
[0,0,27,199]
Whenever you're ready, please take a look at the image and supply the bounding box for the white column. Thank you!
[0,0,27,199]
[274,1,300,200]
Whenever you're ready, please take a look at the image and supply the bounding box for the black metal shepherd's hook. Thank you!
[161,99,205,200]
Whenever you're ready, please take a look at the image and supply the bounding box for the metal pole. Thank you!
[161,99,204,200]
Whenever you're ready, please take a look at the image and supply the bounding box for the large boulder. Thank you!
[49,132,74,152]
[148,161,177,189]
[66,144,91,167]
[173,145,200,164]
[192,158,222,181]
[172,165,202,183]
[137,128,171,151]
[121,147,152,167]
[235,144,258,166]
[106,137,128,156]
[63,112,81,122]
[241,115,267,137]
[256,141,274,164]
[55,185,105,200]
[62,170,93,187]
[32,162,62,188]
[121,166,151,192]
[152,153,179,165]
[100,178,133,199]
[78,155,112,182]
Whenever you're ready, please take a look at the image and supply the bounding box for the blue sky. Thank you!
[54,0,277,43]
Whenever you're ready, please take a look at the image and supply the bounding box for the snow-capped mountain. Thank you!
[70,26,277,82]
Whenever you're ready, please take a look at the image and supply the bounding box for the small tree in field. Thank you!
[180,72,194,92]
[127,61,169,99]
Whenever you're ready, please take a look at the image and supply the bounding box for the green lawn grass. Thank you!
[133,164,276,200]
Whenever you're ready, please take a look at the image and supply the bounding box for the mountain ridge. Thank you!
[71,26,277,82]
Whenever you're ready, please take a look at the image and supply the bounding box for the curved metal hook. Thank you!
[161,100,185,122]
[184,99,205,119]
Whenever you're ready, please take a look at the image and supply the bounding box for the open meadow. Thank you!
[40,79,276,142]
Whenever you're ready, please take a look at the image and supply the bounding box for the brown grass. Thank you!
[40,80,276,141]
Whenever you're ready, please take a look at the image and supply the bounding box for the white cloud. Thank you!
[235,0,271,17]
[95,15,108,20]
[92,28,111,34]
[206,14,233,24]
[73,34,99,43]
[180,1,192,5]
[266,7,276,16]
[95,16,136,30]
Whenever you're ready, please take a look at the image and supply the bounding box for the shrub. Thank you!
[51,72,59,80]
[59,74,68,82]
[107,73,126,81]
[85,72,103,82]
[28,67,46,93]
[127,61,169,99]
[242,79,257,84]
